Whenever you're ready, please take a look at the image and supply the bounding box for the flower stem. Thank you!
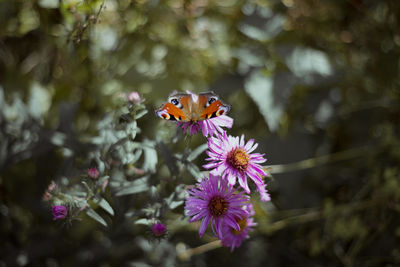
[177,240,221,260]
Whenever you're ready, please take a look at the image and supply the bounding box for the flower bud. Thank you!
[52,205,68,220]
[88,168,99,179]
[152,222,167,237]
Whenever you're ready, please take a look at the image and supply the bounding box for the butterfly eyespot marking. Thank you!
[161,113,170,119]
[170,98,179,105]
[217,109,225,116]
[169,97,183,109]
[205,96,219,107]
[208,97,217,104]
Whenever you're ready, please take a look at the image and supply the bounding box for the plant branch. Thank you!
[177,240,222,261]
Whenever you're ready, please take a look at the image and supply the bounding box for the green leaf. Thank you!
[135,109,148,120]
[126,121,138,140]
[187,162,203,180]
[86,208,108,227]
[169,200,184,210]
[245,69,288,132]
[38,0,59,8]
[187,143,208,162]
[285,47,333,80]
[142,140,157,172]
[96,197,114,216]
[50,132,67,146]
[238,7,284,42]
[115,176,149,196]
[29,82,51,119]
[135,218,152,225]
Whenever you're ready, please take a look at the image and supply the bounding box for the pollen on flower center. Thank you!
[228,148,250,171]
[231,218,247,235]
[208,196,229,217]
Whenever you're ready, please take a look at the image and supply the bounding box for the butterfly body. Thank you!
[156,91,230,122]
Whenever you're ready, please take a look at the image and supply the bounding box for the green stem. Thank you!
[177,240,222,260]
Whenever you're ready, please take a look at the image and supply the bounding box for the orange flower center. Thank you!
[228,148,250,172]
[208,196,229,217]
[231,218,247,235]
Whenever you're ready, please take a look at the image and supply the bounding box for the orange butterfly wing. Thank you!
[199,93,231,120]
[156,91,230,122]
[156,102,188,121]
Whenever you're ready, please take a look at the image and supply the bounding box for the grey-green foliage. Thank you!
[1,0,400,266]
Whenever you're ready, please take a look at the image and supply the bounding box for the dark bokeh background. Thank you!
[1,0,400,266]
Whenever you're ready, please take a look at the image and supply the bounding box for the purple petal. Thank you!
[199,215,211,237]
[238,173,250,193]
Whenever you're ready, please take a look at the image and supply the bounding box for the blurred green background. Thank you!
[1,0,400,266]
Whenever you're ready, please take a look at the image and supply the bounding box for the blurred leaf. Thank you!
[38,0,59,8]
[239,5,284,42]
[315,100,334,127]
[29,82,51,120]
[187,143,208,162]
[244,70,280,131]
[50,132,67,146]
[187,162,203,181]
[239,15,284,42]
[95,197,114,216]
[142,140,157,173]
[135,218,152,225]
[126,121,138,140]
[135,109,148,120]
[164,187,186,210]
[285,47,333,84]
[86,208,107,227]
[115,176,149,196]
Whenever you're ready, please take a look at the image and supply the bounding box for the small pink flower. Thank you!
[88,168,99,179]
[128,91,141,104]
[152,222,167,237]
[52,205,68,220]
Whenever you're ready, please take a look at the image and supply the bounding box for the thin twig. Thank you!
[178,240,222,261]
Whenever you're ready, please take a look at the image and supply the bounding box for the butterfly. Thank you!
[155,91,231,122]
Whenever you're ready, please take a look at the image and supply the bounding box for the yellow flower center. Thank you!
[228,148,250,172]
[208,196,229,217]
[231,218,247,235]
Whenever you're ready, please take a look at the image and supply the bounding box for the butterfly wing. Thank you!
[155,93,190,121]
[156,91,230,122]
[198,92,231,120]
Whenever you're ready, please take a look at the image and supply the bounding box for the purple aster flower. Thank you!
[177,114,233,137]
[221,203,257,252]
[52,205,68,220]
[203,131,270,201]
[185,173,249,239]
[152,222,167,237]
